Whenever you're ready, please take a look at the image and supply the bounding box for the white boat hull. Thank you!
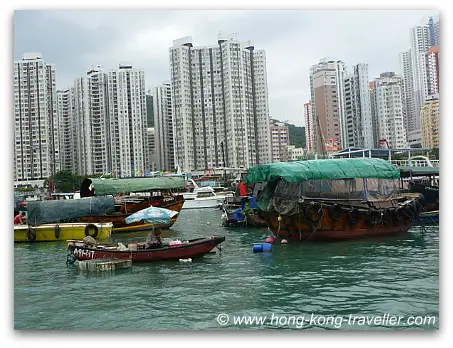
[182,197,224,209]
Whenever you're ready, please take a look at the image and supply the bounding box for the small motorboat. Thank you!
[67,235,226,263]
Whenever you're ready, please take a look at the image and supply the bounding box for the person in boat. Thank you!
[14,212,26,225]
[238,181,248,197]
[145,229,163,249]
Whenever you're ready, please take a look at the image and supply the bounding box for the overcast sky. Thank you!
[13,9,438,127]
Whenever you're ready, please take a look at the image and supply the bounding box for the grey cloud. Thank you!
[13,9,439,126]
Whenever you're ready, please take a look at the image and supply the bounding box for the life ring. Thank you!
[54,225,60,239]
[84,224,98,238]
[347,208,361,225]
[365,209,381,225]
[27,228,36,242]
[304,202,323,223]
[329,204,343,221]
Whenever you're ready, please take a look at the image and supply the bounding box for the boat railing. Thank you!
[390,159,439,167]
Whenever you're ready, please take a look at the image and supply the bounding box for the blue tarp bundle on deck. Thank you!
[27,197,115,226]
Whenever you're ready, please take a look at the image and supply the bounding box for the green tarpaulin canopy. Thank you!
[91,177,185,196]
[244,158,400,184]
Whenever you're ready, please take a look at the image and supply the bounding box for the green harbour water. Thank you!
[14,208,439,330]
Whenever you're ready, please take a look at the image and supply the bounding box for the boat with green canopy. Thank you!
[77,177,186,233]
[244,158,423,241]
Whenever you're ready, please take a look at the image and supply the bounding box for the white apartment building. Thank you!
[56,89,77,172]
[71,66,111,176]
[169,34,271,172]
[410,24,430,131]
[146,127,158,171]
[304,101,314,152]
[270,121,289,163]
[425,46,439,98]
[107,64,149,177]
[14,53,59,182]
[153,82,175,171]
[285,145,304,161]
[343,63,373,149]
[309,59,347,153]
[372,72,408,149]
[399,50,415,133]
[368,81,380,148]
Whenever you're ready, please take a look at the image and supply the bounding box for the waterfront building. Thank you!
[169,34,271,172]
[107,64,149,177]
[285,145,304,161]
[270,121,289,163]
[71,66,111,176]
[146,127,158,172]
[369,81,380,148]
[13,53,59,182]
[371,72,408,149]
[153,81,175,171]
[343,63,373,149]
[399,50,415,133]
[309,58,347,153]
[428,16,440,47]
[420,95,440,149]
[304,100,314,152]
[56,89,77,172]
[407,129,422,148]
[425,46,440,98]
[409,24,430,132]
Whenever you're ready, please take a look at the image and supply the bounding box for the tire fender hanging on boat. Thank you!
[27,228,36,242]
[346,208,361,225]
[304,202,323,223]
[84,224,98,238]
[329,204,343,221]
[365,209,381,225]
[381,208,392,225]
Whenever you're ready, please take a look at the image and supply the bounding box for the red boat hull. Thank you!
[261,200,419,241]
[68,236,225,262]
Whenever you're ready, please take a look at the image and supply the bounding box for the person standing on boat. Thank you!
[145,229,163,249]
[238,181,247,197]
[14,212,26,225]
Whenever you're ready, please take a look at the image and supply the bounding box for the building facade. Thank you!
[343,63,373,149]
[309,59,347,154]
[399,50,415,133]
[270,121,289,163]
[409,24,430,132]
[14,53,59,182]
[425,46,440,98]
[169,34,271,172]
[372,72,408,149]
[56,89,77,173]
[303,100,314,152]
[153,82,175,171]
[107,64,149,177]
[420,95,440,149]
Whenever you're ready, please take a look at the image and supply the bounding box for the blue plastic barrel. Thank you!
[262,243,272,252]
[252,243,263,253]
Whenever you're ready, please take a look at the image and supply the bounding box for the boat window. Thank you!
[197,192,215,198]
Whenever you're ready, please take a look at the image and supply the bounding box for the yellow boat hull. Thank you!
[14,223,113,242]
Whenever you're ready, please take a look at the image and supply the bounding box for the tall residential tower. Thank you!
[169,34,271,172]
